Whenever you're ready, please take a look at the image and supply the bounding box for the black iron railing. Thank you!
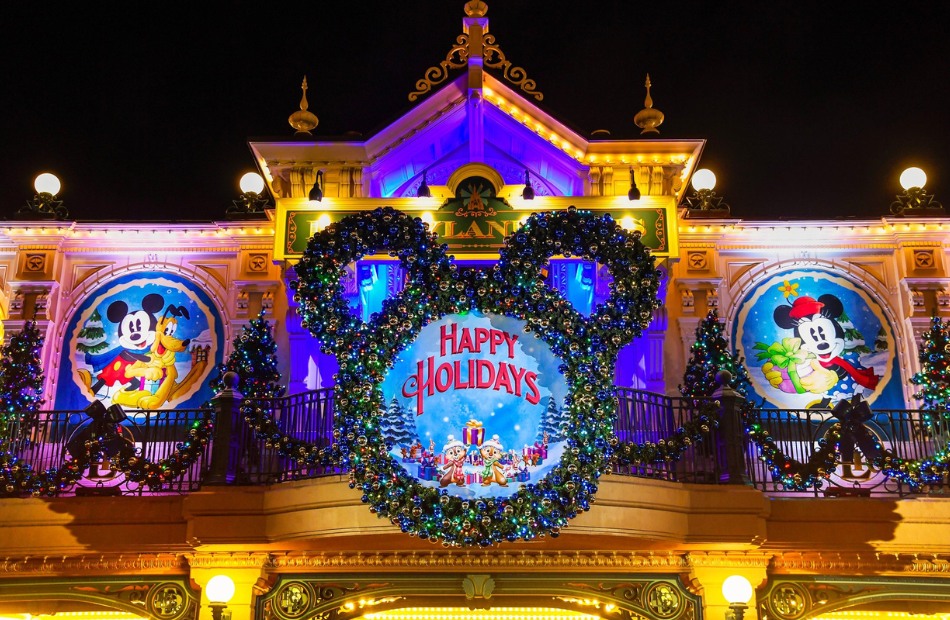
[3,386,949,497]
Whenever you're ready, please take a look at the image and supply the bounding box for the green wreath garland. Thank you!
[292,206,661,545]
[0,410,213,496]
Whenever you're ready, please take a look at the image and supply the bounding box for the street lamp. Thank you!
[722,575,754,620]
[228,172,270,219]
[20,172,68,220]
[684,168,730,214]
[206,575,235,620]
[309,170,324,203]
[628,167,641,201]
[891,166,943,215]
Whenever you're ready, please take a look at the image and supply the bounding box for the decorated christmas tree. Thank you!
[209,312,285,400]
[76,309,109,354]
[537,396,566,442]
[680,309,752,399]
[380,397,416,448]
[0,321,45,437]
[911,315,950,425]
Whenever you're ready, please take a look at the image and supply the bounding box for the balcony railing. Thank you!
[2,386,948,497]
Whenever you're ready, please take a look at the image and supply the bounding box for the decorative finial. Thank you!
[464,0,488,17]
[634,73,665,135]
[288,76,319,136]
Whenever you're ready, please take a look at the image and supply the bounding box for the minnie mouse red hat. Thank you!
[788,296,824,320]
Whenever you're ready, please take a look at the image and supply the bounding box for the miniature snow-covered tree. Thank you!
[536,396,566,442]
[76,309,109,354]
[380,397,416,448]
[680,309,752,399]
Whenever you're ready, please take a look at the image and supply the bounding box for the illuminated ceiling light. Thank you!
[34,172,62,196]
[309,170,324,203]
[522,170,535,200]
[239,172,265,194]
[900,166,927,190]
[420,211,435,227]
[315,213,332,231]
[691,168,717,191]
[627,167,641,201]
[417,171,431,198]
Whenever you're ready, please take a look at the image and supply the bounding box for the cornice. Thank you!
[771,552,950,575]
[269,550,691,572]
[686,551,772,569]
[0,553,186,576]
[186,552,274,569]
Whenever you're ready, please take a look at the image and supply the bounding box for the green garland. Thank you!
[293,206,661,545]
[739,399,839,490]
[0,410,213,496]
[613,401,719,465]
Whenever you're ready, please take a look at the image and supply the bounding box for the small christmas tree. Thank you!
[911,315,950,425]
[680,309,752,399]
[0,321,45,437]
[380,397,416,448]
[536,396,566,442]
[209,312,285,400]
[875,327,888,352]
[76,309,109,354]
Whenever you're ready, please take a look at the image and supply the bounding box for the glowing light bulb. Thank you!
[34,173,61,196]
[900,167,927,190]
[722,575,753,605]
[691,169,716,192]
[239,172,265,194]
[205,575,235,604]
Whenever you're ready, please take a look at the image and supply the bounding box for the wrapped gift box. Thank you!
[462,421,485,446]
[465,472,482,484]
[417,465,438,481]
[516,471,530,482]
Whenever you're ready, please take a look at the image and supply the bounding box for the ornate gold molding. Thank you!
[408,34,471,102]
[270,551,690,571]
[686,551,773,569]
[0,554,186,576]
[481,33,542,101]
[772,552,950,575]
[186,552,274,569]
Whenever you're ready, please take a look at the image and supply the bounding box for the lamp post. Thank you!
[684,168,730,215]
[206,575,235,620]
[228,172,270,219]
[891,166,943,215]
[20,172,68,220]
[722,575,754,620]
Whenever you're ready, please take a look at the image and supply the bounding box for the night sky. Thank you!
[2,1,949,222]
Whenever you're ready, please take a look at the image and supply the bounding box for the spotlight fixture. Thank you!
[522,170,535,200]
[309,170,324,203]
[627,167,641,201]
[891,166,943,216]
[417,171,431,198]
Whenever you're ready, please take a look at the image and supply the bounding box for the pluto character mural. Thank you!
[734,269,903,410]
[56,272,222,411]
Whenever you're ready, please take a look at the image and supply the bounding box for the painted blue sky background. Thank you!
[381,311,567,453]
[734,269,903,409]
[56,272,222,410]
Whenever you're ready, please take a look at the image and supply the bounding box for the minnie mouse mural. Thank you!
[738,270,898,410]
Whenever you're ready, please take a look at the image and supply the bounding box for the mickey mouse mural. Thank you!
[56,272,223,411]
[734,269,903,410]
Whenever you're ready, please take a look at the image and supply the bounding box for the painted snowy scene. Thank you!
[379,311,569,499]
